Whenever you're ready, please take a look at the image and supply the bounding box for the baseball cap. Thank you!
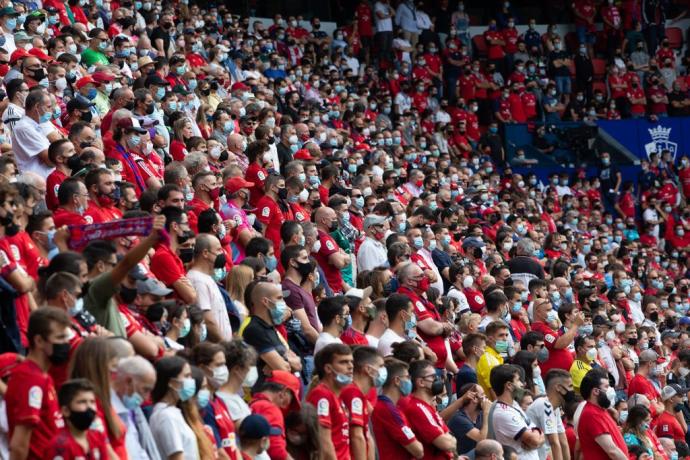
[345,286,373,301]
[0,7,19,16]
[92,71,115,83]
[293,149,314,161]
[66,94,96,111]
[136,278,172,296]
[266,370,301,411]
[145,74,168,87]
[27,47,53,62]
[231,81,250,92]
[9,49,29,64]
[363,214,390,230]
[462,237,486,249]
[680,317,690,326]
[238,414,281,440]
[0,353,21,378]
[638,349,659,363]
[172,84,191,96]
[661,330,680,341]
[116,118,147,134]
[13,31,31,43]
[127,263,148,281]
[225,176,254,194]
[661,384,687,401]
[75,76,96,90]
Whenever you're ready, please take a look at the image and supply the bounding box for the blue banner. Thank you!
[597,118,687,162]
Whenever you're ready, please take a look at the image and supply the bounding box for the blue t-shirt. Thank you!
[456,363,478,396]
[448,409,482,454]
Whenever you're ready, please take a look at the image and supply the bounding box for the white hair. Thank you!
[117,355,155,379]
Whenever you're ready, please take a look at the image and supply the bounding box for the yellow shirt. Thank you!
[569,359,592,395]
[477,347,504,396]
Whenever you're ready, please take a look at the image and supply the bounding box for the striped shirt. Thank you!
[2,103,24,131]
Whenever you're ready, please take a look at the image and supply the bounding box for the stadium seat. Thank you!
[592,58,607,81]
[472,35,487,58]
[666,27,683,49]
[592,80,607,95]
[567,60,576,78]
[565,32,579,53]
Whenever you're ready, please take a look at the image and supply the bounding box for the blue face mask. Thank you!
[373,366,387,388]
[270,300,287,325]
[188,79,198,90]
[177,377,196,402]
[579,324,593,335]
[199,323,207,342]
[86,88,97,100]
[196,389,211,409]
[122,391,144,410]
[399,378,413,396]
[98,41,108,51]
[290,144,299,154]
[413,236,424,249]
[223,120,234,134]
[404,313,417,331]
[129,135,141,148]
[168,101,178,111]
[5,18,16,31]
[156,87,165,100]
[264,254,278,272]
[69,297,84,316]
[511,302,522,313]
[179,318,191,338]
[343,314,352,330]
[335,373,353,386]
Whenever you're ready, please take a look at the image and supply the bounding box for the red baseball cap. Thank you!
[75,76,96,89]
[231,81,250,92]
[28,48,53,62]
[293,149,314,161]
[0,353,21,378]
[92,71,115,83]
[225,176,254,194]
[267,370,301,411]
[9,48,29,64]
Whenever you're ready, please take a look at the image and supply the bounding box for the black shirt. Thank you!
[669,90,690,117]
[150,26,171,56]
[276,142,293,176]
[549,50,571,77]
[242,315,288,376]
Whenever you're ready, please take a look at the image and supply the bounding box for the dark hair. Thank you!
[223,339,257,371]
[57,378,96,408]
[317,296,348,328]
[57,177,82,206]
[489,364,522,396]
[625,405,651,431]
[314,343,352,379]
[409,359,434,390]
[245,237,272,258]
[385,293,411,320]
[27,307,71,350]
[580,368,609,400]
[391,341,423,364]
[151,356,189,403]
[280,244,304,271]
[485,290,508,313]
[191,342,224,367]
[280,221,302,245]
[462,333,487,357]
[352,346,381,372]
[45,272,81,301]
[82,240,117,271]
[520,331,545,350]
[160,205,186,231]
[197,208,220,234]
[511,350,537,391]
[383,358,409,388]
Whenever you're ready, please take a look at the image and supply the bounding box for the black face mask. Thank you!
[201,88,211,96]
[430,378,445,396]
[328,221,338,233]
[179,247,194,264]
[561,388,578,404]
[80,110,92,123]
[124,101,135,111]
[219,150,229,162]
[0,212,19,237]
[68,408,97,431]
[294,260,313,278]
[67,154,83,171]
[49,341,71,365]
[31,68,46,81]
[311,200,321,209]
[596,388,611,409]
[627,337,638,346]
[214,252,226,269]
[650,312,659,322]
[473,247,483,259]
[672,343,679,351]
[120,285,137,304]
[277,187,288,200]
[146,103,155,115]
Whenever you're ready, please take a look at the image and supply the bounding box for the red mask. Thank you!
[415,180,424,188]
[0,64,9,77]
[374,231,386,240]
[97,194,114,207]
[209,186,221,200]
[416,276,430,292]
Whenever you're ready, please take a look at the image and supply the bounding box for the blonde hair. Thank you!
[459,313,482,334]
[226,265,254,304]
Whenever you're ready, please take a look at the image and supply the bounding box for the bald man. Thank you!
[227,133,249,170]
[242,281,302,378]
[474,439,504,460]
[313,206,351,294]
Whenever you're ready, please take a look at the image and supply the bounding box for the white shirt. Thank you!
[629,298,645,324]
[491,400,540,460]
[374,2,393,32]
[314,331,342,355]
[357,237,388,272]
[150,403,199,460]
[11,115,53,178]
[526,396,565,460]
[187,269,232,340]
[642,207,660,239]
[395,2,420,33]
[378,328,406,356]
[447,286,471,313]
[416,10,432,30]
[2,102,24,130]
[416,247,444,293]
[216,390,251,423]
[393,37,413,63]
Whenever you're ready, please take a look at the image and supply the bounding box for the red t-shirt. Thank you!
[250,393,287,460]
[577,402,629,460]
[341,327,369,346]
[532,321,574,374]
[44,427,109,460]
[618,192,636,218]
[256,195,285,260]
[170,139,188,162]
[655,410,685,442]
[484,30,505,59]
[245,163,267,208]
[398,286,447,369]
[209,397,239,458]
[150,243,186,288]
[340,383,371,455]
[372,395,418,460]
[46,169,68,212]
[306,383,350,460]
[6,359,64,459]
[355,2,373,36]
[628,373,660,401]
[315,230,344,294]
[0,238,30,345]
[53,207,90,227]
[84,201,123,225]
[403,395,452,460]
[503,28,519,54]
[647,86,668,114]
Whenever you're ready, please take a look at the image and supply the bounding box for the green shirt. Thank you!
[84,271,126,337]
[81,48,110,67]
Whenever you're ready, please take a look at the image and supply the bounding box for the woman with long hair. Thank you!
[69,337,126,459]
[447,383,491,455]
[191,343,240,460]
[225,265,254,323]
[150,356,200,460]
[196,103,213,139]
[622,405,667,459]
[217,339,258,423]
[511,350,544,395]
[183,366,219,460]
[170,118,194,162]
[285,404,321,460]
